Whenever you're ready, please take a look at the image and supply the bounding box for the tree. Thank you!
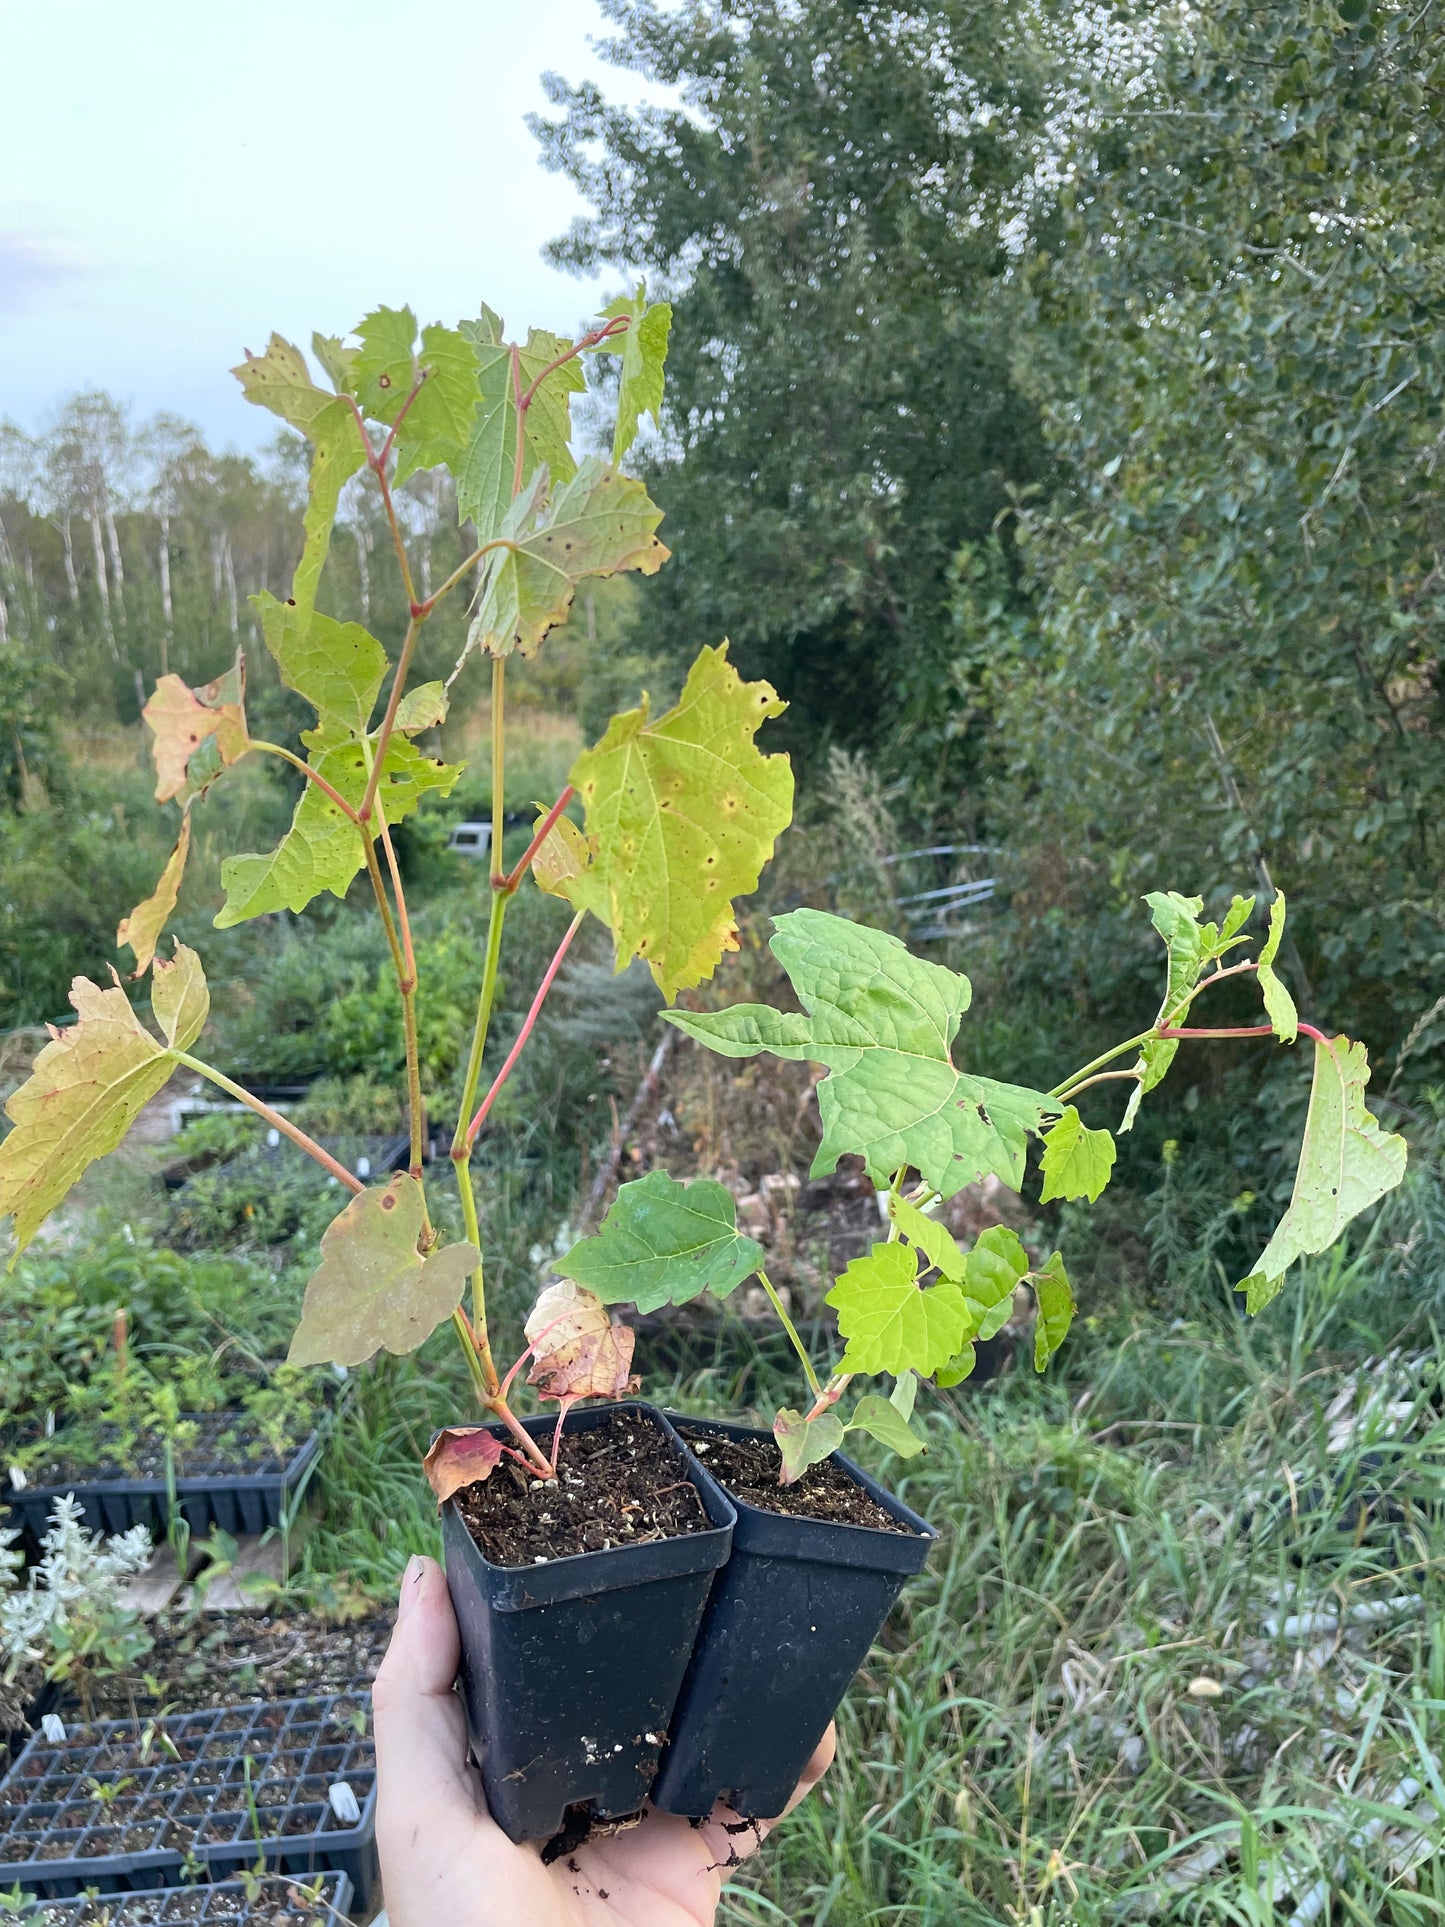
[532,0,1062,764]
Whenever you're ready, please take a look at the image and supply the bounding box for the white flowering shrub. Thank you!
[0,1496,152,1685]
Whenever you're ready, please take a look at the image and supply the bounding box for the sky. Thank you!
[0,0,656,452]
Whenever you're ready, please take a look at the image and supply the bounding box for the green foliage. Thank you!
[555,1170,763,1312]
[1038,1106,1116,1205]
[826,1241,968,1378]
[668,909,1057,1195]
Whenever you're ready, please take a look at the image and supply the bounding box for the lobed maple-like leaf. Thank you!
[466,459,669,661]
[216,728,460,927]
[555,1170,763,1313]
[669,909,1057,1196]
[0,948,208,1259]
[456,309,586,538]
[1039,1106,1116,1204]
[774,1408,845,1484]
[287,1176,478,1367]
[1032,1251,1074,1372]
[826,1240,969,1378]
[1120,890,1253,1132]
[254,593,385,736]
[232,335,366,616]
[352,307,480,483]
[1238,1033,1407,1313]
[143,652,249,804]
[523,1280,639,1402]
[566,643,794,998]
[423,1427,505,1505]
[1256,892,1299,1044]
[595,285,672,463]
[117,814,192,976]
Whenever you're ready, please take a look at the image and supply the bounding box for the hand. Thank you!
[373,1554,834,1927]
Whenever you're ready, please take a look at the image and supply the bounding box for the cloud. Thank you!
[0,234,86,313]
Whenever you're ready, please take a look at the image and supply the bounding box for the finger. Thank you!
[373,1556,486,1839]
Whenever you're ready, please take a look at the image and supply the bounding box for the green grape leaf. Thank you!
[352,307,480,483]
[288,1174,478,1367]
[216,730,460,927]
[569,642,794,998]
[668,909,1057,1195]
[964,1225,1030,1342]
[554,1170,764,1313]
[1039,1106,1117,1204]
[456,312,585,538]
[774,1407,846,1484]
[848,1394,925,1459]
[1256,891,1299,1044]
[1032,1250,1074,1372]
[597,285,672,463]
[394,681,448,733]
[888,1192,967,1280]
[232,335,366,615]
[826,1240,969,1377]
[0,947,207,1259]
[117,813,191,976]
[254,592,385,736]
[467,458,670,661]
[1238,1033,1407,1313]
[143,651,249,803]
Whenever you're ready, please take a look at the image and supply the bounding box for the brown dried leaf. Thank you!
[144,651,249,803]
[523,1280,640,1402]
[423,1427,505,1504]
[118,814,192,975]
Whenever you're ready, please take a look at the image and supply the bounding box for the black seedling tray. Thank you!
[5,1870,354,1922]
[5,1417,322,1541]
[0,1694,376,1910]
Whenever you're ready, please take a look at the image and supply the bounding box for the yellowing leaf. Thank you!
[0,949,208,1259]
[1039,1106,1117,1204]
[826,1240,970,1378]
[532,809,600,909]
[287,1176,477,1367]
[117,814,191,975]
[1032,1250,1074,1372]
[393,681,449,733]
[468,458,669,661]
[143,652,249,803]
[570,642,794,998]
[232,334,367,615]
[1238,1033,1407,1313]
[423,1427,505,1504]
[774,1407,845,1485]
[1257,891,1299,1044]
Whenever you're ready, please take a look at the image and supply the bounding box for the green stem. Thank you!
[358,616,420,826]
[1050,1029,1157,1102]
[174,1054,364,1194]
[757,1268,821,1398]
[490,656,506,886]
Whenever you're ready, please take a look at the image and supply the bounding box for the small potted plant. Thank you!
[0,296,1407,1844]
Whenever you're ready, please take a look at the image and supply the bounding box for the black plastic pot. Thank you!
[4,1871,354,1922]
[441,1400,734,1844]
[4,1417,322,1543]
[0,1694,376,1909]
[652,1416,936,1820]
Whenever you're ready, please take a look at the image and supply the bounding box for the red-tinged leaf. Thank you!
[144,652,249,803]
[523,1280,640,1402]
[117,814,192,975]
[774,1407,845,1485]
[423,1427,504,1505]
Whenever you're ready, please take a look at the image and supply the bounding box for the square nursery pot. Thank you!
[0,1694,377,1912]
[2,1871,354,1922]
[4,1415,323,1543]
[651,1415,936,1821]
[441,1400,734,1844]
